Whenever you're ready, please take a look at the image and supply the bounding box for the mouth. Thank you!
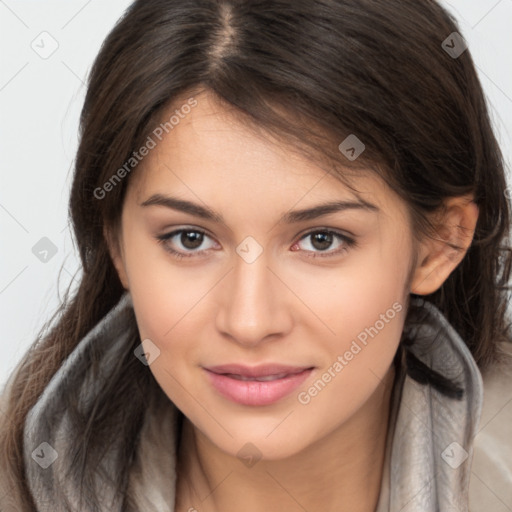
[203,364,315,406]
[205,363,313,378]
[220,372,300,382]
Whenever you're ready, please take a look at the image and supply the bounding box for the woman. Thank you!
[1,1,511,511]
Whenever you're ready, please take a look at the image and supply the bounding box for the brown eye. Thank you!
[179,230,204,250]
[293,229,357,259]
[155,228,217,259]
[310,232,334,251]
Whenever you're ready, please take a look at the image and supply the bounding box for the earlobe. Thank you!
[103,225,130,290]
[410,195,479,296]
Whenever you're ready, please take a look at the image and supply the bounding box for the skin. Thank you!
[106,89,479,512]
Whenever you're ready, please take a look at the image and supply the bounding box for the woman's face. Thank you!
[108,90,419,460]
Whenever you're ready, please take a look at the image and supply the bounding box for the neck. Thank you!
[175,364,396,512]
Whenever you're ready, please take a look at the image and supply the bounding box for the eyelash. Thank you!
[155,228,357,261]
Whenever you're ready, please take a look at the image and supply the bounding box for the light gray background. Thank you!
[1,0,512,387]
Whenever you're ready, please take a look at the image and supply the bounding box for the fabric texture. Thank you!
[0,291,510,511]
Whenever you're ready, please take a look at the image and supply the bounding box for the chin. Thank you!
[205,420,317,463]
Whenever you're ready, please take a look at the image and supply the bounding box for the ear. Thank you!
[410,194,479,295]
[103,224,130,290]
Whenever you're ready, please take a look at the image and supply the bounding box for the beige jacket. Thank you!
[0,292,511,511]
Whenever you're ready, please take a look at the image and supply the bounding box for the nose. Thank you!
[215,249,292,347]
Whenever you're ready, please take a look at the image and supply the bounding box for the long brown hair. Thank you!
[1,0,511,509]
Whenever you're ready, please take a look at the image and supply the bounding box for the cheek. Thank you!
[288,236,410,343]
[299,280,406,419]
[131,294,203,415]
[121,224,205,331]
[290,239,409,403]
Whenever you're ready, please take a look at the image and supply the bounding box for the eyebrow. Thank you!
[139,193,379,225]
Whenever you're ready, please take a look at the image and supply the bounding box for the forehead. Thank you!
[128,90,404,218]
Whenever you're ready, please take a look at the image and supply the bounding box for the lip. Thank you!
[203,364,315,406]
[205,363,312,378]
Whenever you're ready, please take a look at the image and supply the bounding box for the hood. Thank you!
[22,292,483,511]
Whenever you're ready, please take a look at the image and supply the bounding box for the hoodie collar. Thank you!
[376,296,484,511]
[23,292,483,511]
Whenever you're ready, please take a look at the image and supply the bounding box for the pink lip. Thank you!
[203,364,314,406]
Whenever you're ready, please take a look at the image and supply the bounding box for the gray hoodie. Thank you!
[2,292,511,511]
